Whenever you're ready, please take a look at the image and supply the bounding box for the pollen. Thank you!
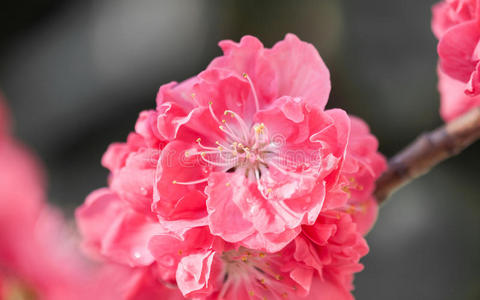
[178,250,183,255]
[346,205,356,214]
[242,73,248,78]
[196,137,202,143]
[255,123,265,134]
[341,186,351,198]
[226,182,231,187]
[208,101,213,105]
[172,180,177,184]
[259,252,265,258]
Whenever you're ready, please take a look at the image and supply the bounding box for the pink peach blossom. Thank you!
[171,209,366,299]
[76,34,386,299]
[434,0,480,95]
[150,34,347,251]
[432,0,480,118]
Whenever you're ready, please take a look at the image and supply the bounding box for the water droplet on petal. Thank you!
[250,204,259,216]
[160,255,175,267]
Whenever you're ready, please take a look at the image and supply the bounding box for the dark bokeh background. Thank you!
[1,1,479,299]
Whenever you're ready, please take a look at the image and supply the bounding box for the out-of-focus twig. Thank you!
[375,107,480,204]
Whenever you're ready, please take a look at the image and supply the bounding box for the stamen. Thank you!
[243,73,260,112]
[172,178,208,185]
[208,101,221,124]
[200,155,236,168]
[219,124,243,141]
[196,139,220,151]
[224,110,250,140]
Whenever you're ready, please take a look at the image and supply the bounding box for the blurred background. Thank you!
[0,0,478,299]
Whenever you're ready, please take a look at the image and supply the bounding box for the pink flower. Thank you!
[87,34,343,253]
[0,99,94,300]
[152,35,347,252]
[170,209,367,299]
[434,0,480,95]
[432,0,480,118]
[76,34,386,299]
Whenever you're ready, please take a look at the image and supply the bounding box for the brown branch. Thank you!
[375,107,480,204]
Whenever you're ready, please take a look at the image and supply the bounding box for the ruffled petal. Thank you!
[176,250,221,298]
[76,189,163,267]
[153,141,208,221]
[438,20,480,84]
[209,34,331,109]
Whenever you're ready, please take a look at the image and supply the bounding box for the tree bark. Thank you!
[375,107,480,204]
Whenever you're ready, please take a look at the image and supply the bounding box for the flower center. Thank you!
[217,247,297,299]
[172,73,293,198]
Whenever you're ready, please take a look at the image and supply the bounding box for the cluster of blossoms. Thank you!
[433,0,480,120]
[76,34,386,299]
